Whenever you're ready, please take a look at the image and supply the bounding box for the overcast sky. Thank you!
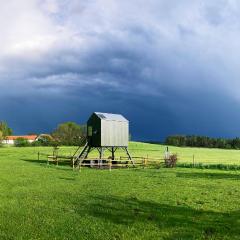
[1,0,240,140]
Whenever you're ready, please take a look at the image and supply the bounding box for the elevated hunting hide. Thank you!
[73,112,133,169]
[87,112,129,147]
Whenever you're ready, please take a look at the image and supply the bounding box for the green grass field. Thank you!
[0,143,240,239]
[30,141,240,165]
[130,142,240,165]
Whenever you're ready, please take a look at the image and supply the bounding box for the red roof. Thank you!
[5,135,38,141]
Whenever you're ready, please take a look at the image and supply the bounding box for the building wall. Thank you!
[2,139,35,145]
[87,114,101,147]
[101,120,129,147]
[2,140,14,145]
[87,113,129,147]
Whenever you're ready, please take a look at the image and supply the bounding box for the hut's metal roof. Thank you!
[94,112,128,122]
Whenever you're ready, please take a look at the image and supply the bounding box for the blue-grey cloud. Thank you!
[1,0,240,140]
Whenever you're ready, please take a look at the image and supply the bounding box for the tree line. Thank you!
[165,135,240,149]
[0,121,87,147]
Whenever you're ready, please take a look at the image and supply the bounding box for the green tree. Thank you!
[0,121,13,137]
[0,130,3,146]
[52,122,85,146]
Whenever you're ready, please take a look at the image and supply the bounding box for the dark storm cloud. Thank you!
[1,0,240,139]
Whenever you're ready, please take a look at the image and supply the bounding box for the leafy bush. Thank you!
[14,138,30,147]
[31,134,57,147]
[164,154,178,168]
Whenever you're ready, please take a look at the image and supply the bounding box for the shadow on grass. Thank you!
[176,172,240,180]
[177,163,240,171]
[21,159,48,165]
[132,168,240,181]
[75,195,240,239]
[58,177,76,181]
[21,158,75,172]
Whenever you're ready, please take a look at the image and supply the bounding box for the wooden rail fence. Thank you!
[37,152,165,171]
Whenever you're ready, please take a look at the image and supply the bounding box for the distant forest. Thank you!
[165,135,240,149]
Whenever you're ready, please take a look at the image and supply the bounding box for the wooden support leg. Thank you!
[85,146,91,159]
[125,147,135,167]
[99,148,104,168]
[111,147,115,161]
[109,159,112,171]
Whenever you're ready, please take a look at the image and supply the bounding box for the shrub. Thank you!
[14,138,30,147]
[164,154,178,168]
[31,134,57,147]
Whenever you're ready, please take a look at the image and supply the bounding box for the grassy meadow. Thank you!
[0,142,240,239]
[130,142,240,165]
[29,141,240,165]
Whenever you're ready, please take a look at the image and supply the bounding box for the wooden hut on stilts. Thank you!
[73,112,134,169]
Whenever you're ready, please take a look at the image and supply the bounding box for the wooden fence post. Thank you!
[79,161,82,172]
[144,158,147,168]
[109,159,112,171]
[72,158,74,171]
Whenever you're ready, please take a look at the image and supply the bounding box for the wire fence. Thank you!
[130,148,240,166]
[37,146,240,170]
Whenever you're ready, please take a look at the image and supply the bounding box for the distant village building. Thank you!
[36,134,53,141]
[2,135,38,145]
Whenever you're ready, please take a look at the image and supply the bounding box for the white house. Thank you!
[2,135,38,145]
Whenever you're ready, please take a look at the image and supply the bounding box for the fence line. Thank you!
[37,148,240,170]
[37,151,165,170]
